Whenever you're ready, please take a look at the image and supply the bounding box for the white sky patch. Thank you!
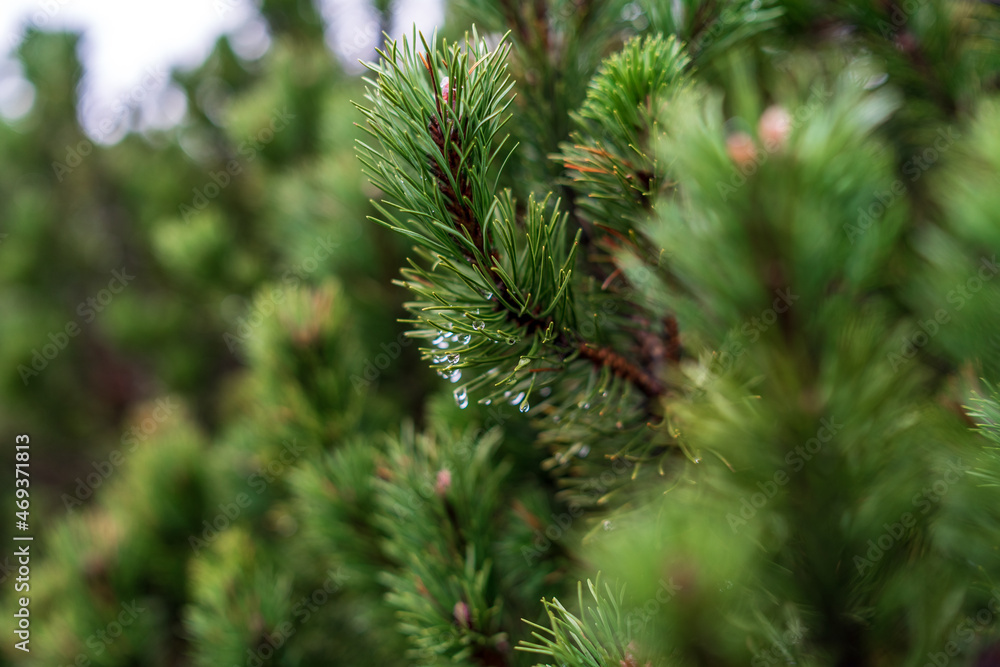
[318,0,383,73]
[389,0,445,44]
[0,0,441,136]
[0,0,263,137]
[317,0,444,74]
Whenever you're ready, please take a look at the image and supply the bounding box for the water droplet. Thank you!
[433,332,451,349]
[472,321,485,331]
[482,291,493,300]
[432,355,446,364]
[460,334,471,344]
[540,387,552,397]
[510,392,525,406]
[552,415,561,423]
[449,369,462,383]
[506,338,516,345]
[519,402,530,413]
[447,353,460,364]
[454,387,468,409]
[692,457,701,464]
[601,390,608,398]
[602,520,614,531]
[578,445,590,458]
[483,398,492,405]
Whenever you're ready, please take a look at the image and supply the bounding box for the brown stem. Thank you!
[421,61,669,404]
[497,0,530,44]
[428,116,480,254]
[577,342,664,398]
[664,314,682,364]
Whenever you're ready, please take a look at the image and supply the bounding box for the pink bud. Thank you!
[726,131,757,168]
[441,77,450,103]
[435,468,452,496]
[758,105,791,151]
[453,600,470,627]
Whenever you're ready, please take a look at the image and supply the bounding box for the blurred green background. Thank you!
[0,0,426,509]
[0,1,453,663]
[6,0,1000,665]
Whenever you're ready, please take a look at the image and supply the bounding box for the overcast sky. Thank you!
[0,0,442,138]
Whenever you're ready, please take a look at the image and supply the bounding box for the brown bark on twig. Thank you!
[577,342,664,398]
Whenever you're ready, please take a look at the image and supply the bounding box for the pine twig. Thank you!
[577,342,665,398]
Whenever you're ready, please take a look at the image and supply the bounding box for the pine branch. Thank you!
[457,0,630,196]
[517,576,648,667]
[357,30,677,425]
[966,380,1000,445]
[371,425,546,667]
[577,342,664,398]
[556,34,689,236]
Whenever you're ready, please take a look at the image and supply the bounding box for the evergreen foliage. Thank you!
[5,1,1000,666]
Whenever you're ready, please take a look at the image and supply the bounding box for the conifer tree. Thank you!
[7,1,1000,666]
[355,1,1000,665]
